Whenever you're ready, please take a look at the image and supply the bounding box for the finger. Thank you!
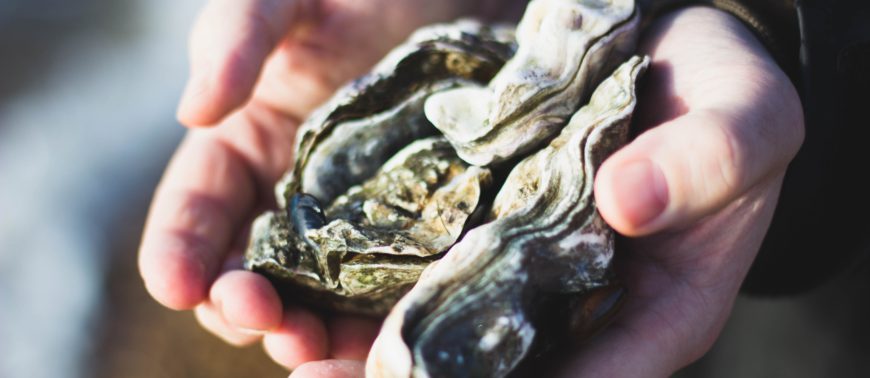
[139,133,256,309]
[593,6,803,236]
[178,0,317,126]
[595,107,802,236]
[263,308,330,369]
[327,316,381,360]
[289,360,365,378]
[194,302,262,346]
[210,270,283,332]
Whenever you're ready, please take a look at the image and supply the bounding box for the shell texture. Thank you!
[243,1,647,375]
[246,21,513,316]
[281,20,516,206]
[367,56,648,377]
[424,0,639,166]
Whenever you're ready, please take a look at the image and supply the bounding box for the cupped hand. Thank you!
[138,0,516,370]
[287,6,805,378]
[142,1,804,376]
[564,6,804,376]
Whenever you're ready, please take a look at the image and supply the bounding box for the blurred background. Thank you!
[0,1,867,377]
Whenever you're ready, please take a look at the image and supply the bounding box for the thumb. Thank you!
[594,109,803,236]
[177,0,316,127]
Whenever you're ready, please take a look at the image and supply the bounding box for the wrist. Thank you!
[637,6,803,143]
[638,0,800,86]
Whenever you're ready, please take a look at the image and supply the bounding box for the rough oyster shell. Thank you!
[281,20,515,206]
[424,0,639,166]
[367,56,649,377]
[245,21,514,316]
[243,0,648,375]
[247,137,491,316]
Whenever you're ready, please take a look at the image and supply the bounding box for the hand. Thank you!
[565,7,803,375]
[138,0,511,370]
[286,6,805,378]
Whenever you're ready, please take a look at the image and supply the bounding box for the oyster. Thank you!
[244,0,647,375]
[424,0,639,166]
[248,137,491,316]
[245,21,514,316]
[368,55,648,377]
[282,20,515,206]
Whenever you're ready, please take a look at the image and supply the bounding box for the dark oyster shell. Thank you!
[368,56,648,377]
[244,1,648,375]
[245,21,513,316]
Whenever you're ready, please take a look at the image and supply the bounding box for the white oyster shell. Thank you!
[424,0,639,166]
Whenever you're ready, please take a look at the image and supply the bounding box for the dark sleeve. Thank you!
[638,0,870,295]
[743,0,870,295]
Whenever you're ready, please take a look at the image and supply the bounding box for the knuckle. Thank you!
[243,5,281,50]
[196,304,259,346]
[694,116,744,200]
[160,190,232,249]
[712,123,743,194]
[697,105,796,199]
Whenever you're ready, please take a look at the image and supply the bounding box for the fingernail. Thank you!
[238,327,269,336]
[214,297,271,335]
[612,159,668,228]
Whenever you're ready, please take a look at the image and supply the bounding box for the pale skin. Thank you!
[138,1,803,376]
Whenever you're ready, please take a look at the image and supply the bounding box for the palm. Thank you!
[561,7,802,376]
[140,0,504,368]
[586,184,782,376]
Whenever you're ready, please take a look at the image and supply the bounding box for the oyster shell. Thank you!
[243,0,647,375]
[245,21,513,316]
[248,137,491,316]
[368,55,649,378]
[282,20,515,206]
[424,0,639,166]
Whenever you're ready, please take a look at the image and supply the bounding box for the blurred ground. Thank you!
[0,0,283,376]
[0,1,867,377]
[0,0,131,100]
[678,265,870,377]
[87,194,285,378]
